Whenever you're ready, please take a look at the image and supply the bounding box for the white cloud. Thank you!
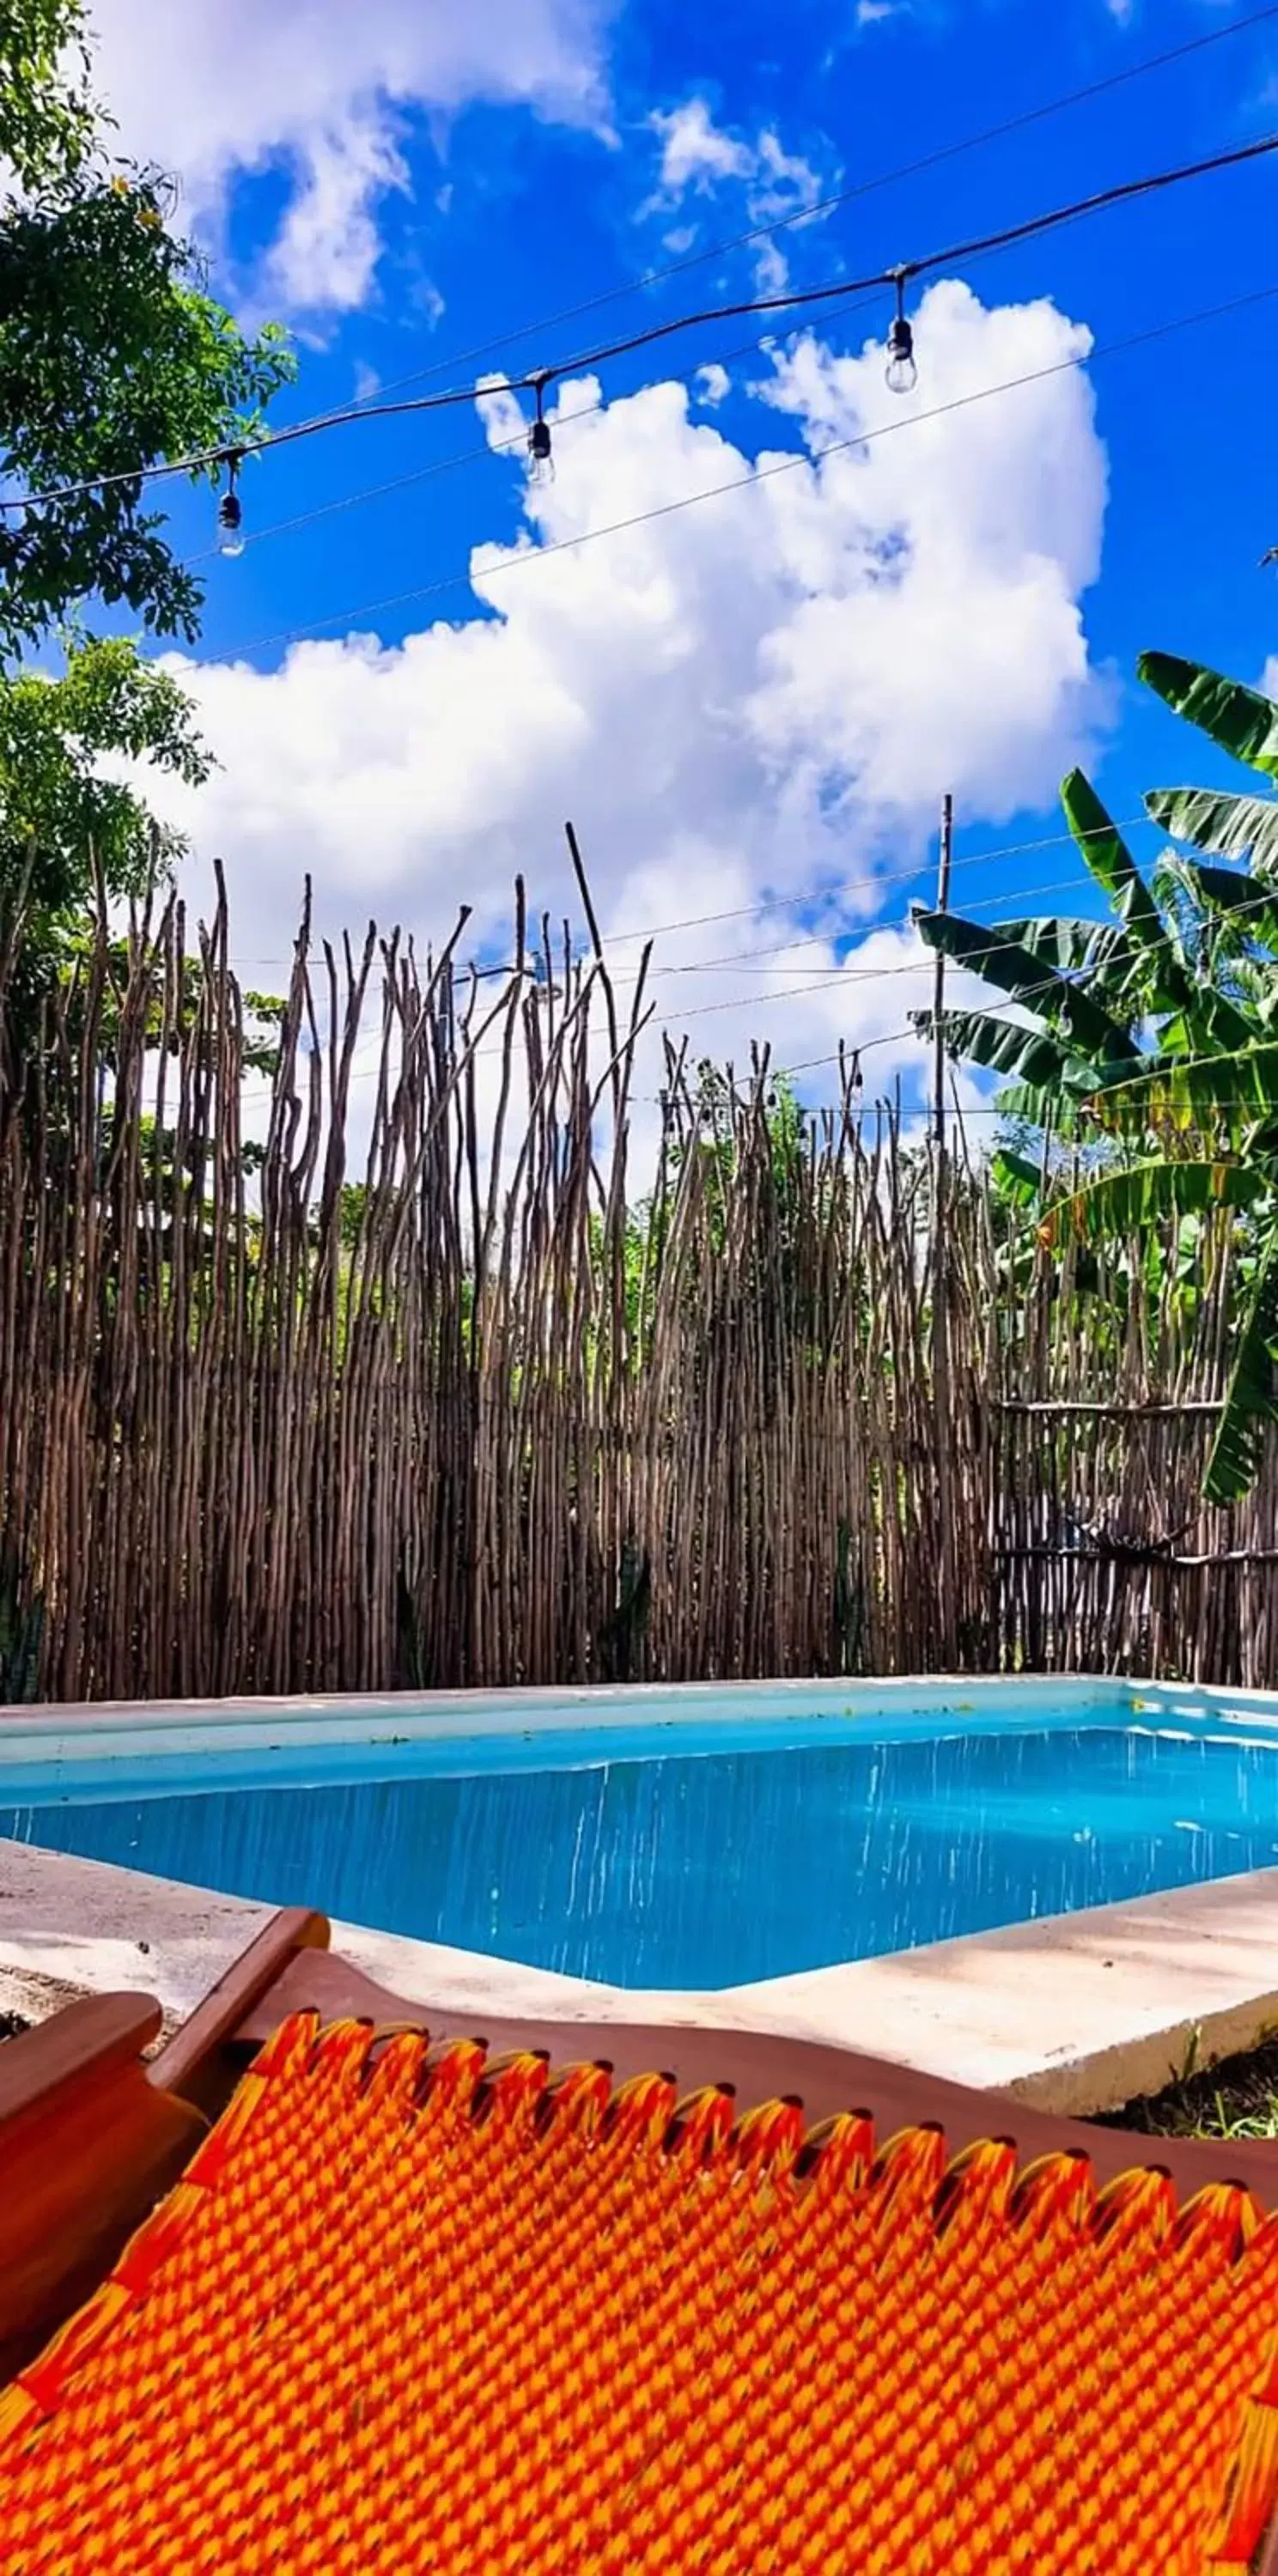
[648,99,754,195]
[85,0,616,312]
[265,112,411,313]
[856,1,903,21]
[642,96,835,289]
[693,362,731,407]
[1263,655,1278,700]
[151,281,1109,1133]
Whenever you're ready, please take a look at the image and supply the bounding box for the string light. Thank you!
[216,453,245,559]
[526,373,554,485]
[5,131,1275,524]
[885,271,918,395]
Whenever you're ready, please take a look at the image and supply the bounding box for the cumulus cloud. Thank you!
[85,0,616,312]
[150,281,1109,1133]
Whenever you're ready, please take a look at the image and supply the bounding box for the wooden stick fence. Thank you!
[0,882,1275,1701]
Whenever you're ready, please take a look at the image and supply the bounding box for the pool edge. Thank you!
[4,1838,1278,2122]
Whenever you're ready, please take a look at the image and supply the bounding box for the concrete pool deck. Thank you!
[4,1837,1278,2115]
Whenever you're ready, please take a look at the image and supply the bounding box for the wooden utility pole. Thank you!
[932,792,955,1667]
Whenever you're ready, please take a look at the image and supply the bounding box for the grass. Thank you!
[1098,2035,1278,2142]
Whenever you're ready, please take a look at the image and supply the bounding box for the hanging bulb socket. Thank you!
[885,275,917,397]
[216,450,245,557]
[527,373,554,484]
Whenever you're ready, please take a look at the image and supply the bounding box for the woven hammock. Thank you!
[3,2008,1278,2573]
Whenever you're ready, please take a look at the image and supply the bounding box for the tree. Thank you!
[915,651,1278,1504]
[0,0,293,665]
[0,635,210,915]
[0,3,292,1016]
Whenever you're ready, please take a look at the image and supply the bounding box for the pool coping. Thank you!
[6,1670,1275,1736]
[2,1670,1276,1805]
[3,1837,1278,2119]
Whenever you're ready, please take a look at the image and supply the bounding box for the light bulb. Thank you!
[216,489,245,557]
[527,415,554,486]
[885,312,917,397]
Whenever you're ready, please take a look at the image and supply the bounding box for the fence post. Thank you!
[931,793,956,1668]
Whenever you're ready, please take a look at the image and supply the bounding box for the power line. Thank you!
[179,295,886,570]
[204,280,1278,665]
[186,9,1278,573]
[534,132,1278,382]
[223,814,1162,971]
[5,132,1275,519]
[232,848,1278,1108]
[322,1,1278,417]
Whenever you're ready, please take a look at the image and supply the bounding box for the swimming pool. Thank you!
[3,1678,1278,1989]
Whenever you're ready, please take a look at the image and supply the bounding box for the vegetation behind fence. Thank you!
[1,881,1275,1703]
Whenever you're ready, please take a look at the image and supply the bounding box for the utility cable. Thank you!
[204,279,1278,665]
[223,814,1161,970]
[327,2,1278,416]
[4,131,1275,518]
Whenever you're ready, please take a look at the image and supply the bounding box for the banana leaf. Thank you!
[1082,1042,1278,1139]
[1204,1237,1278,1504]
[914,909,1139,1063]
[1146,787,1278,875]
[992,1079,1091,1136]
[909,1006,1078,1088]
[1139,653,1278,782]
[987,915,1136,978]
[1038,1156,1269,1251]
[991,1147,1043,1207]
[1153,852,1278,968]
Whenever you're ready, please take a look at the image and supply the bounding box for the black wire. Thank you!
[5,129,1276,518]
[307,2,1278,417]
[535,132,1278,382]
[204,278,1278,665]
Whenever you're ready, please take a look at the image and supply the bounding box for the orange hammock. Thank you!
[3,2006,1278,2574]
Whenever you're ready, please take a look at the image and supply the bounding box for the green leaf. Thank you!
[1039,1157,1269,1251]
[1060,770,1166,946]
[1146,787,1278,875]
[1082,1042,1278,1140]
[1139,653,1278,782]
[910,1006,1078,1088]
[992,1080,1089,1135]
[1061,768,1196,1022]
[988,915,1136,977]
[1204,1237,1278,1504]
[914,909,1139,1063]
[991,1147,1043,1208]
[1152,853,1278,958]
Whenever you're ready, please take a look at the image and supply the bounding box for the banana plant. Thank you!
[914,651,1278,1503]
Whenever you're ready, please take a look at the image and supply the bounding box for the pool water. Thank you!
[5,1694,1278,1987]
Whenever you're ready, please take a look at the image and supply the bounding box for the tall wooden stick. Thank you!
[932,792,955,1667]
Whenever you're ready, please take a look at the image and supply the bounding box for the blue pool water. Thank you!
[5,1691,1278,1986]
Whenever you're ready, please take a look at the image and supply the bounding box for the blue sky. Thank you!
[83,0,1278,1119]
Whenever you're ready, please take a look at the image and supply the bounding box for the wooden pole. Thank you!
[932,792,955,1667]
